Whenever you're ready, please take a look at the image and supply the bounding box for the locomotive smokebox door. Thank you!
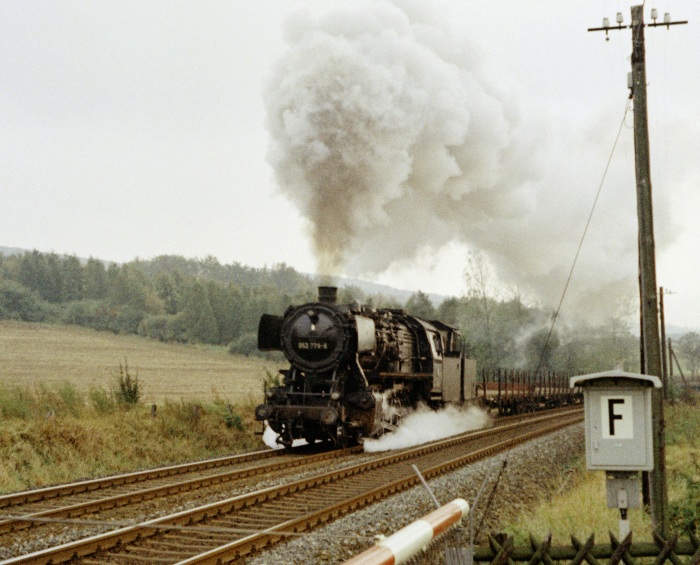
[570,371,661,471]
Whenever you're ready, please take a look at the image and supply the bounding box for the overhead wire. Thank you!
[534,97,632,375]
[478,96,633,532]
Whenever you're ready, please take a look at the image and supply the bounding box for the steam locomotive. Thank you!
[255,286,476,448]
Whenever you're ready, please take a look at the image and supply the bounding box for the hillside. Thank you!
[0,245,447,305]
[0,320,275,404]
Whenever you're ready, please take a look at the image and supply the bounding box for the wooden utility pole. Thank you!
[630,5,668,536]
[631,4,661,382]
[659,287,669,399]
[589,5,687,538]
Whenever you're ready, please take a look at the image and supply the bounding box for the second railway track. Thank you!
[3,407,583,565]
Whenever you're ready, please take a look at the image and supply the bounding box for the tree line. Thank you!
[1,249,697,377]
[0,251,319,355]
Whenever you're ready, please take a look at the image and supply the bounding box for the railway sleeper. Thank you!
[213,518,281,531]
[145,539,218,551]
[119,545,195,558]
[160,532,233,544]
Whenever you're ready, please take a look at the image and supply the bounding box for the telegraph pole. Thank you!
[659,287,670,399]
[630,5,666,537]
[631,4,661,383]
[588,5,687,538]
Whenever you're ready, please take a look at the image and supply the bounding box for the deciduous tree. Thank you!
[677,332,700,377]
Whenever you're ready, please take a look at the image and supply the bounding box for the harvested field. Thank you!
[0,321,274,404]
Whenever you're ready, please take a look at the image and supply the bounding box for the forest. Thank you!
[1,249,698,378]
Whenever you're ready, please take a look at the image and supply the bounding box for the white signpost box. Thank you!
[570,371,662,537]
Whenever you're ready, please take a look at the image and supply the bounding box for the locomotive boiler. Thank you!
[255,286,476,448]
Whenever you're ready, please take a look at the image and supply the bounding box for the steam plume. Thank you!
[265,0,535,277]
[265,0,670,318]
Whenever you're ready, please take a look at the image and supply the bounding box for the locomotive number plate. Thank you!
[296,340,329,350]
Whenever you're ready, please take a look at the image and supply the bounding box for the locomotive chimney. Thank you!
[318,286,338,304]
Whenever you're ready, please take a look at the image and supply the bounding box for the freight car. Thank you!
[476,368,582,415]
[255,286,581,448]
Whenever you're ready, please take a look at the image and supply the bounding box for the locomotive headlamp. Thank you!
[265,389,275,399]
[331,391,341,401]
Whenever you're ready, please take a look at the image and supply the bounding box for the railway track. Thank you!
[3,407,583,565]
[0,444,364,538]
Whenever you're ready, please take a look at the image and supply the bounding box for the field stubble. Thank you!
[0,320,274,403]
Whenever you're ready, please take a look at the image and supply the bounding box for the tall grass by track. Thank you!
[0,381,263,492]
[0,321,284,492]
[504,398,700,541]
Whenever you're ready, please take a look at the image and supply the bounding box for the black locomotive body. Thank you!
[255,286,476,447]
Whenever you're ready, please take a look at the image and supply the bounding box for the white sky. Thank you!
[1,1,698,330]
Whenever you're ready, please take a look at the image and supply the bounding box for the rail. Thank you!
[4,409,583,564]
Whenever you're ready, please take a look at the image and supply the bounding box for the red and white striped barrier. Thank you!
[343,498,469,565]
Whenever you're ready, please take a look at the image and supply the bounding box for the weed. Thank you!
[263,368,284,388]
[225,411,244,431]
[57,381,84,417]
[114,360,141,405]
[668,453,700,534]
[89,386,116,414]
[0,385,33,419]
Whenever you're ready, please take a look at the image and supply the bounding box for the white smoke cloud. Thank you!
[363,404,491,452]
[265,0,536,274]
[264,0,673,321]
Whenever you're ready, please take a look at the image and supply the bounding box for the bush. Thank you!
[0,280,51,322]
[138,314,188,342]
[62,300,146,335]
[114,361,141,405]
[228,332,261,357]
[62,299,120,331]
[111,305,145,334]
[63,299,105,327]
[138,314,171,341]
[209,400,246,431]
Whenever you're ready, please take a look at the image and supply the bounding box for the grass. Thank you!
[0,321,287,493]
[5,319,697,538]
[0,397,262,492]
[503,397,700,542]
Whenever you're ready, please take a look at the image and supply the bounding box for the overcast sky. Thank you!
[1,1,698,330]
